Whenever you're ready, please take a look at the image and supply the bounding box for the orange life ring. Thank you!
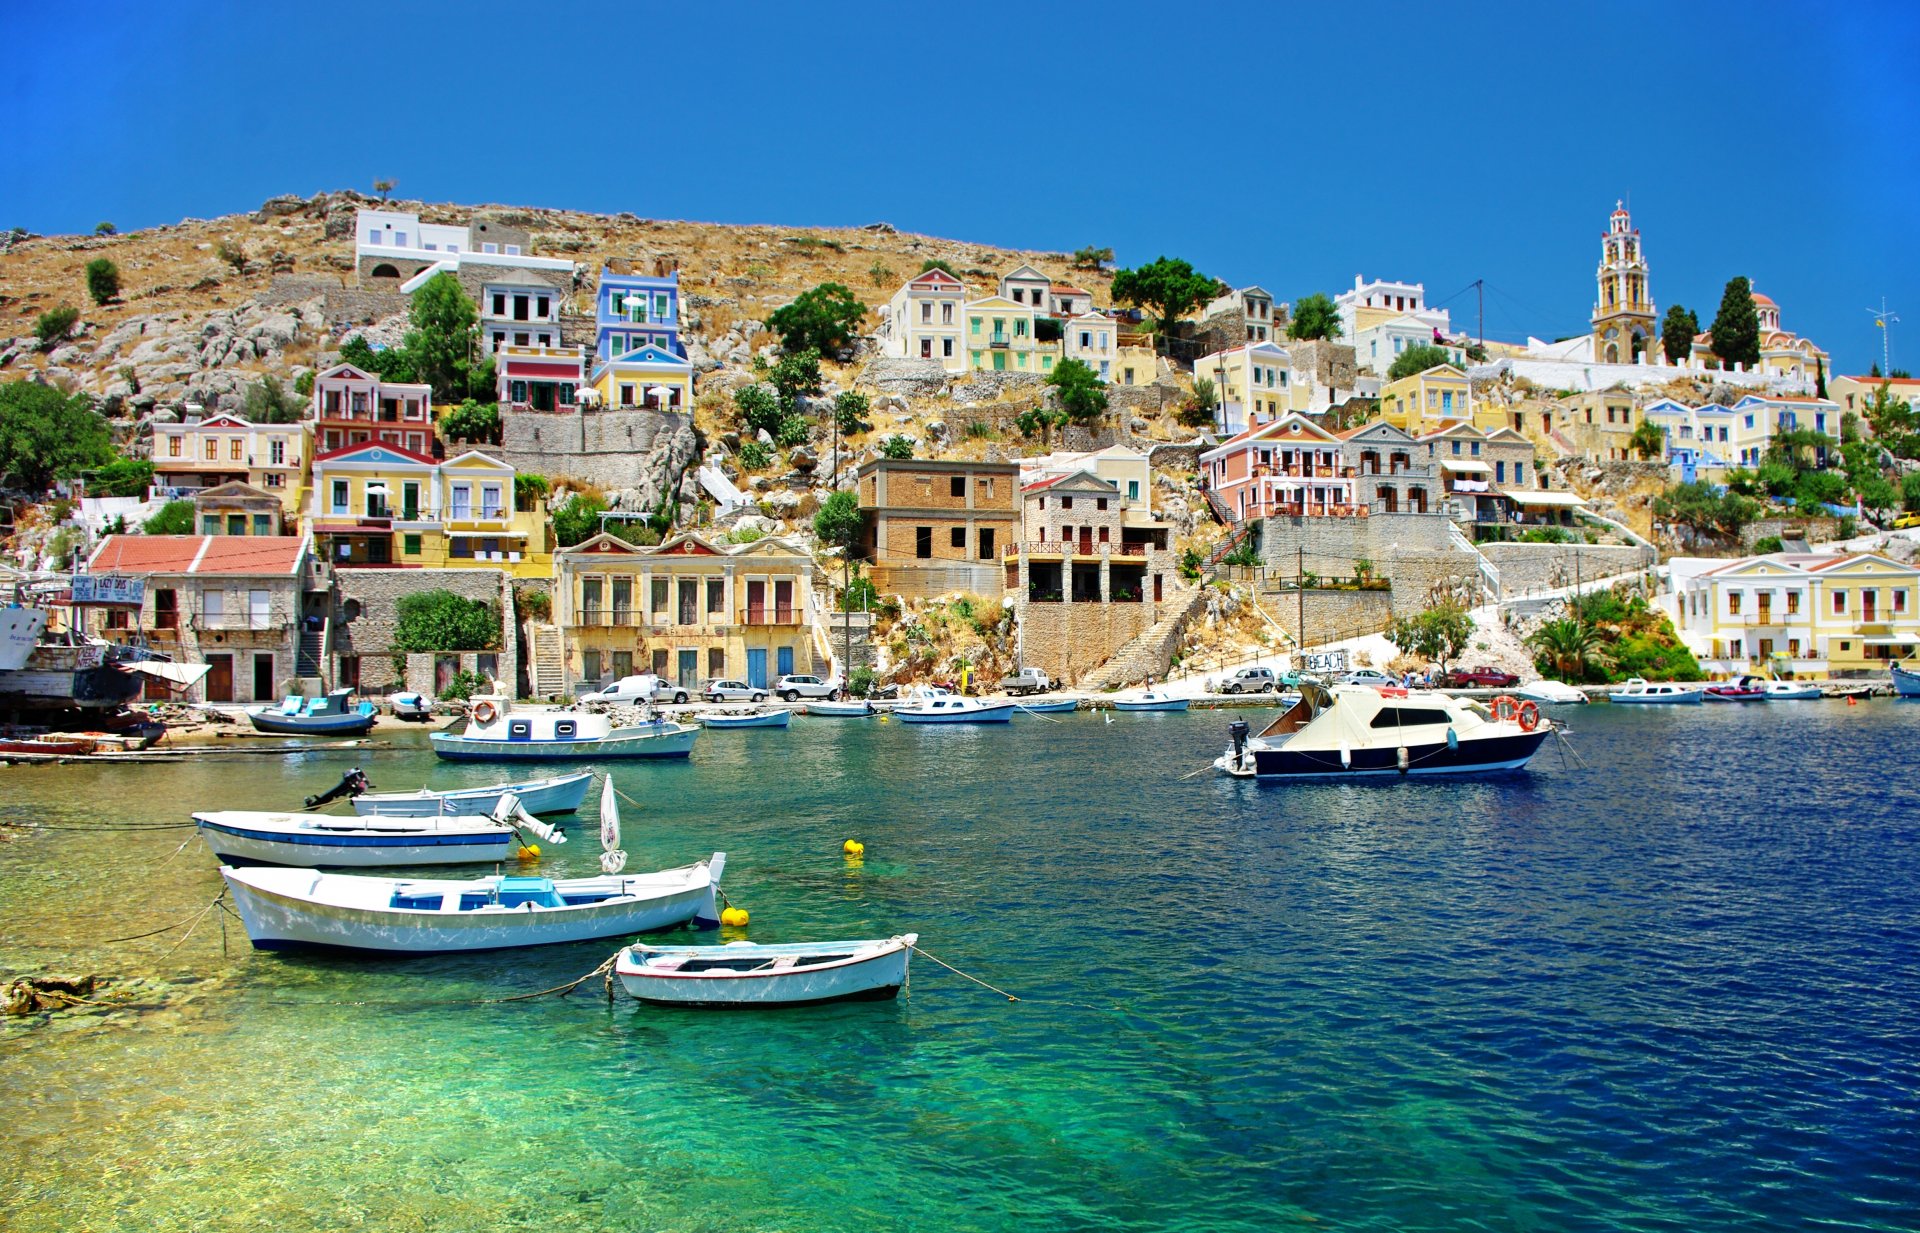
[1491,694,1520,723]
[1516,700,1541,732]
[471,700,498,725]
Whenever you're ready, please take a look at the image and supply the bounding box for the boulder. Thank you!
[788,445,818,472]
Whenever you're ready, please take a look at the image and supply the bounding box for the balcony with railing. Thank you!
[744,606,799,626]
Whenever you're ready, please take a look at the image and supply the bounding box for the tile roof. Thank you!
[86,535,307,577]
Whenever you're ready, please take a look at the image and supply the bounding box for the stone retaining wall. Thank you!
[500,409,695,492]
[330,568,508,689]
[1016,597,1155,686]
[1478,542,1653,597]
[1249,587,1394,648]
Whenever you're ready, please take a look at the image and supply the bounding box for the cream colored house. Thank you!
[1671,551,1920,678]
[881,268,969,372]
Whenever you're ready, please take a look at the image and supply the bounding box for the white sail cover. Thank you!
[125,660,212,689]
[599,777,625,874]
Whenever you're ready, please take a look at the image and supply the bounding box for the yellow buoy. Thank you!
[516,844,541,861]
[843,839,865,856]
[721,906,749,927]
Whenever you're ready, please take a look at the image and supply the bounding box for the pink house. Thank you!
[1198,413,1359,520]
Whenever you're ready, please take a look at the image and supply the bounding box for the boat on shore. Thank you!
[196,795,566,868]
[806,699,877,717]
[220,852,726,954]
[1516,680,1590,705]
[0,734,96,756]
[345,770,597,818]
[248,689,377,736]
[1609,678,1705,704]
[700,708,790,729]
[615,933,917,1008]
[1112,690,1190,712]
[892,688,1015,723]
[389,691,433,722]
[1,605,49,671]
[431,695,698,761]
[1214,682,1551,779]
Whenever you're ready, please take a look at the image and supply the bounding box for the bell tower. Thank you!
[1591,201,1656,364]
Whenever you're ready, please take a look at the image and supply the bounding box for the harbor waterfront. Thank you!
[5,704,1920,1231]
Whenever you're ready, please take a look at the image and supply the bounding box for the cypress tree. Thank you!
[1660,304,1698,365]
[1708,276,1761,371]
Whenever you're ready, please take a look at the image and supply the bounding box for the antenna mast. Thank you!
[1866,298,1900,375]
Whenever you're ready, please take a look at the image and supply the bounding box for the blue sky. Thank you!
[6,1,1915,374]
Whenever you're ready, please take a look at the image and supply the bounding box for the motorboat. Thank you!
[196,794,566,869]
[1608,678,1705,704]
[335,770,596,818]
[615,933,917,1008]
[1111,690,1190,712]
[220,852,726,954]
[892,686,1015,724]
[1704,675,1768,702]
[1515,679,1589,705]
[1759,680,1823,701]
[806,699,877,717]
[1214,682,1552,779]
[389,691,433,722]
[700,708,791,729]
[431,695,698,761]
[1893,662,1920,698]
[1015,698,1079,714]
[248,689,377,736]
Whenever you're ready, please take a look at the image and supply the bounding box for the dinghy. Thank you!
[197,794,566,868]
[806,699,877,717]
[1111,690,1190,712]
[221,852,726,954]
[615,933,917,1007]
[247,688,377,736]
[389,691,433,722]
[1016,698,1079,714]
[700,708,791,729]
[349,770,596,818]
[1515,679,1589,705]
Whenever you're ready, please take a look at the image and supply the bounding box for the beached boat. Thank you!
[1892,662,1920,698]
[1704,676,1768,702]
[806,699,877,717]
[615,933,917,1008]
[1,605,49,672]
[389,691,433,722]
[0,735,95,756]
[220,852,726,954]
[248,689,378,736]
[700,708,791,729]
[1516,680,1590,705]
[431,695,698,761]
[1609,678,1705,704]
[348,770,596,819]
[196,795,567,868]
[1759,680,1824,701]
[1111,690,1190,712]
[1015,698,1079,714]
[1214,683,1551,780]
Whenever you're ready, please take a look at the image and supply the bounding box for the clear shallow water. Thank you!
[3,703,1919,1231]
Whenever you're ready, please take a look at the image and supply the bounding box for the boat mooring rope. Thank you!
[905,942,1019,1002]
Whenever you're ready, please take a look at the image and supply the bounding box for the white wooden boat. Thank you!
[892,687,1014,723]
[1608,678,1705,704]
[1759,680,1823,700]
[195,798,566,868]
[431,695,698,761]
[221,852,726,954]
[615,934,917,1007]
[389,691,433,722]
[1214,683,1551,779]
[351,770,596,818]
[1516,680,1589,705]
[700,708,791,729]
[1016,698,1079,714]
[806,700,877,717]
[1111,690,1190,712]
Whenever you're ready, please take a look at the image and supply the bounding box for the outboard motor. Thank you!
[304,767,372,811]
[1228,719,1250,764]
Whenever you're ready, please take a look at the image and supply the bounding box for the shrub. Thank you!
[879,435,914,460]
[294,371,315,397]
[1752,534,1784,554]
[833,390,871,436]
[440,669,489,702]
[393,590,499,652]
[143,499,195,535]
[85,258,120,305]
[776,415,809,448]
[867,260,895,289]
[737,440,771,471]
[36,306,79,344]
[848,666,877,697]
[1178,547,1203,580]
[1387,343,1452,380]
[1518,526,1570,543]
[514,473,550,512]
[90,457,153,498]
[439,398,501,444]
[551,496,607,547]
[94,221,116,236]
[216,237,248,271]
[767,285,864,356]
[734,384,782,438]
[513,587,551,621]
[242,375,303,424]
[840,573,880,612]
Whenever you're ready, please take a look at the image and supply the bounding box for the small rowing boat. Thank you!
[1111,690,1190,712]
[700,708,791,729]
[615,933,916,1007]
[1016,698,1079,714]
[806,700,877,717]
[248,689,378,736]
[350,770,596,818]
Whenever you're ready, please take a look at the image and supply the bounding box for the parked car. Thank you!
[1439,666,1522,689]
[1337,668,1400,688]
[1220,666,1277,694]
[1000,667,1053,696]
[577,674,692,706]
[775,673,843,702]
[1893,512,1920,530]
[703,678,766,703]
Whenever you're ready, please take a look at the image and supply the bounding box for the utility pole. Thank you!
[1866,299,1900,376]
[1475,278,1484,349]
[1297,545,1306,665]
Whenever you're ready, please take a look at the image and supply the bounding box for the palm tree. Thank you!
[1526,618,1612,683]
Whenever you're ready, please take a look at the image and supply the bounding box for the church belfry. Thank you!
[1591,201,1656,364]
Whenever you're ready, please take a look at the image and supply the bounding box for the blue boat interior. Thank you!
[389,876,623,911]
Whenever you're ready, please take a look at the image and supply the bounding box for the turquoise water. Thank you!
[4,704,1919,1231]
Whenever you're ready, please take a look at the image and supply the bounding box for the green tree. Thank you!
[1765,426,1835,475]
[1862,381,1919,458]
[1628,418,1665,459]
[1286,292,1342,341]
[0,381,114,490]
[513,473,550,512]
[142,499,196,535]
[1526,618,1612,683]
[1385,603,1475,669]
[1752,534,1785,554]
[1660,304,1698,364]
[373,178,395,203]
[1902,471,1920,512]
[35,306,79,345]
[89,457,153,498]
[94,221,116,236]
[1857,474,1898,519]
[551,496,608,547]
[338,333,416,382]
[833,390,870,436]
[812,489,864,553]
[242,375,303,424]
[734,384,783,439]
[919,259,959,278]
[402,272,486,400]
[1815,356,1827,398]
[1047,357,1108,423]
[1016,403,1068,446]
[1708,276,1761,370]
[878,434,914,459]
[293,370,315,397]
[1071,246,1114,270]
[1108,256,1219,349]
[1387,343,1452,380]
[1179,376,1219,428]
[393,590,499,652]
[85,257,120,306]
[767,283,865,356]
[1651,481,1760,539]
[769,347,823,413]
[438,398,501,444]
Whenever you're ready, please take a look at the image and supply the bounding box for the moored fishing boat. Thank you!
[700,708,791,729]
[1609,678,1705,704]
[1015,698,1079,714]
[1111,689,1190,712]
[195,795,566,868]
[1759,680,1823,700]
[220,852,726,954]
[431,695,698,761]
[1214,683,1551,779]
[892,687,1015,723]
[1516,679,1590,705]
[615,933,917,1008]
[248,689,377,736]
[1704,675,1768,702]
[1892,662,1920,698]
[348,770,597,818]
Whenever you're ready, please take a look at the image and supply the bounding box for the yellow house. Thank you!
[554,530,819,693]
[964,295,1051,373]
[1673,551,1920,677]
[590,342,695,412]
[308,441,549,576]
[151,412,310,516]
[1381,364,1472,435]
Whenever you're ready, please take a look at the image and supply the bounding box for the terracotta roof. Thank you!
[86,534,307,577]
[1050,284,1090,295]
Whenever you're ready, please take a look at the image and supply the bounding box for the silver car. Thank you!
[704,678,766,703]
[774,673,842,702]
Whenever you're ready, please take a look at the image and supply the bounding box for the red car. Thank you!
[1441,666,1521,689]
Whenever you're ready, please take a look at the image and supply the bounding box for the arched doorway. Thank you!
[370,263,401,279]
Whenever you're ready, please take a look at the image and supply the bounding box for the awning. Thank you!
[123,660,212,689]
[1502,490,1589,508]
[1862,636,1920,645]
[312,523,392,535]
[1440,459,1491,473]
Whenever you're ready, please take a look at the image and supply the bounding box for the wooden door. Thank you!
[746,580,766,623]
[204,654,233,703]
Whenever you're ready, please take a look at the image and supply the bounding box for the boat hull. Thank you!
[1249,729,1550,779]
[1609,691,1704,704]
[702,711,791,729]
[197,815,514,868]
[1892,664,1920,698]
[616,938,912,1008]
[1761,686,1823,700]
[430,727,698,761]
[1016,699,1079,714]
[1112,700,1190,712]
[893,704,1015,723]
[221,859,722,954]
[353,772,595,818]
[248,711,378,736]
[805,701,876,717]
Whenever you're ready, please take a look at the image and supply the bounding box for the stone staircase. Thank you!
[529,623,566,699]
[296,626,325,679]
[1077,587,1212,691]
[1205,519,1256,576]
[1202,487,1237,527]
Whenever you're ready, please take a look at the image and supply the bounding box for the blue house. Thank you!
[596,269,685,364]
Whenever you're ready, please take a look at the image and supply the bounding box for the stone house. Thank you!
[1203,286,1277,343]
[192,481,286,536]
[1336,422,1438,514]
[1415,423,1539,527]
[856,458,1019,598]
